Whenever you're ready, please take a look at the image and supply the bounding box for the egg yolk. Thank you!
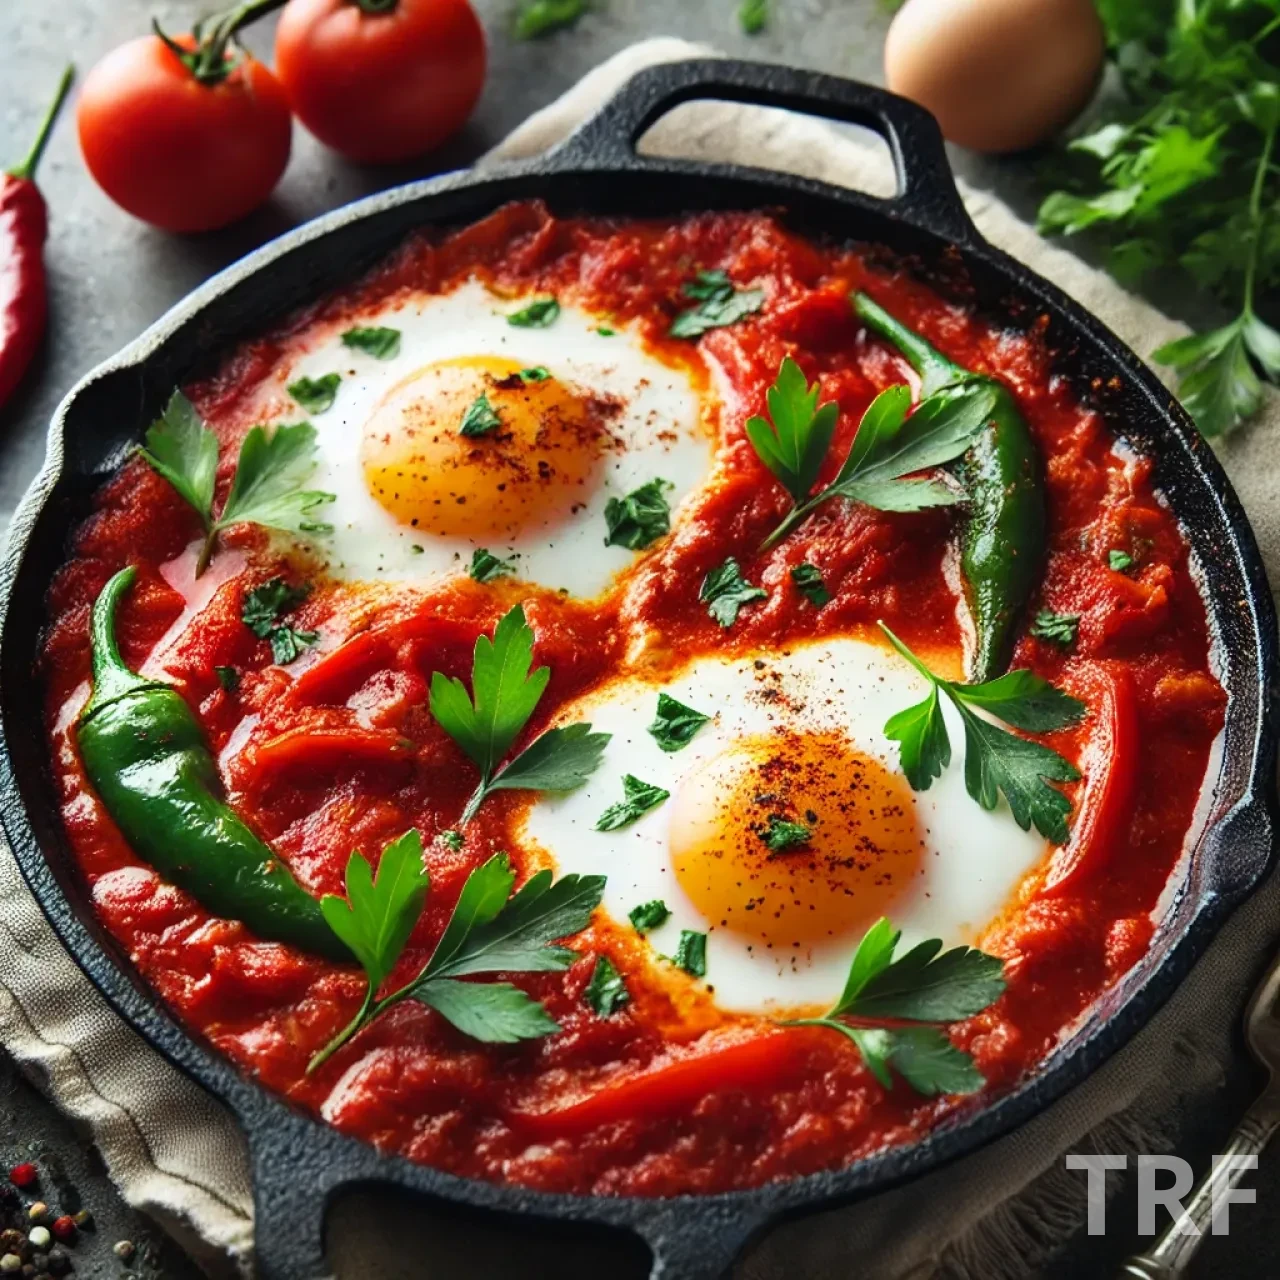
[360,355,611,539]
[670,731,924,950]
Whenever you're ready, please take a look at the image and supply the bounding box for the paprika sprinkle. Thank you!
[0,65,74,410]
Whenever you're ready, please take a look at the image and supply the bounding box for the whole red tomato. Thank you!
[78,35,292,233]
[275,0,486,165]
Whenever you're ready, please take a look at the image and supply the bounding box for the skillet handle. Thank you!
[549,57,976,246]
[635,1201,770,1280]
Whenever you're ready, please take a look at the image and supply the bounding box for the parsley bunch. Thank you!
[784,917,1006,1096]
[308,831,605,1072]
[1038,0,1280,435]
[138,391,334,576]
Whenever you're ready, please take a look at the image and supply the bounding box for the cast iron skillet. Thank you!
[0,59,1275,1280]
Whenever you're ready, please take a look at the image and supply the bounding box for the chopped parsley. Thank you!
[739,0,767,34]
[700,557,768,627]
[519,366,550,382]
[791,562,831,607]
[674,929,707,977]
[603,478,673,550]
[287,373,341,414]
[595,775,671,832]
[459,393,502,437]
[341,327,401,360]
[439,829,464,851]
[242,578,317,665]
[1030,609,1080,648]
[469,548,517,583]
[670,269,765,339]
[1109,549,1134,572]
[629,900,670,934]
[507,296,560,327]
[214,665,239,693]
[584,955,630,1016]
[513,0,586,39]
[596,325,616,336]
[761,814,812,853]
[647,692,710,752]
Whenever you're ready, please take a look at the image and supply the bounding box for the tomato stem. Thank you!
[154,0,287,85]
[8,65,75,182]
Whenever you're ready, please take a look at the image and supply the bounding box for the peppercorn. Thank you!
[7,1167,36,1190]
[25,1205,46,1225]
[25,1230,47,1252]
[0,1233,23,1257]
[40,1249,66,1278]
[0,1255,21,1274]
[45,1222,70,1247]
[112,1240,134,1261]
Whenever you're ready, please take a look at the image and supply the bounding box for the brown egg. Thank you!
[884,0,1105,154]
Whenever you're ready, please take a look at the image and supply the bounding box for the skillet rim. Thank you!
[0,59,1274,1279]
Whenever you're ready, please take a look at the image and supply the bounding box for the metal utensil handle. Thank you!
[1119,1089,1280,1278]
[549,57,976,246]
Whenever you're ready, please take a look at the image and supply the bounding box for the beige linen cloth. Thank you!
[2,37,1278,1280]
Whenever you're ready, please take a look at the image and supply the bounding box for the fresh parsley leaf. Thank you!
[429,605,610,823]
[584,954,630,1015]
[459,393,502,437]
[1108,549,1134,572]
[242,579,308,635]
[595,775,670,832]
[674,930,707,977]
[439,829,464,851]
[287,373,341,414]
[670,270,765,338]
[647,692,710,752]
[744,356,839,504]
[792,562,831,607]
[341,327,401,360]
[214,665,239,692]
[320,829,430,993]
[470,548,517,583]
[782,916,1004,1096]
[137,396,334,576]
[308,844,605,1072]
[629,899,670,933]
[269,627,318,665]
[1030,609,1079,648]
[754,360,997,549]
[761,814,811,853]
[739,0,767,34]
[138,391,217,520]
[519,366,550,382]
[700,557,768,627]
[880,623,1084,842]
[507,297,560,327]
[603,479,673,550]
[513,0,585,39]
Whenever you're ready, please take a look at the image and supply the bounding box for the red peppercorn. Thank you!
[47,1221,73,1245]
[7,1165,36,1189]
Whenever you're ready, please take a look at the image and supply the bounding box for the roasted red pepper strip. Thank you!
[1042,663,1139,896]
[1,67,73,410]
[242,725,415,785]
[506,1029,809,1137]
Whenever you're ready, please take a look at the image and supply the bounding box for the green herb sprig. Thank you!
[604,479,673,550]
[429,605,610,824]
[746,358,998,550]
[880,624,1085,843]
[138,391,335,577]
[308,832,604,1072]
[1037,3,1280,435]
[783,917,1006,1096]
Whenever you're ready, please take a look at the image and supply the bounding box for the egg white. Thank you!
[521,635,1048,1015]
[277,280,712,598]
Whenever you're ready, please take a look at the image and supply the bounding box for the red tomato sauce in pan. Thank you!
[40,203,1225,1196]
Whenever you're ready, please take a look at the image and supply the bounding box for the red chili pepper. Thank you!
[1,66,74,410]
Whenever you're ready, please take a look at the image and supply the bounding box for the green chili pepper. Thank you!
[853,292,1046,682]
[76,567,348,960]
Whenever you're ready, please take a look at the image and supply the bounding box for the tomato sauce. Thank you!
[40,203,1225,1196]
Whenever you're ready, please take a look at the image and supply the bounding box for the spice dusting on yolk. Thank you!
[360,354,611,538]
[669,731,924,949]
